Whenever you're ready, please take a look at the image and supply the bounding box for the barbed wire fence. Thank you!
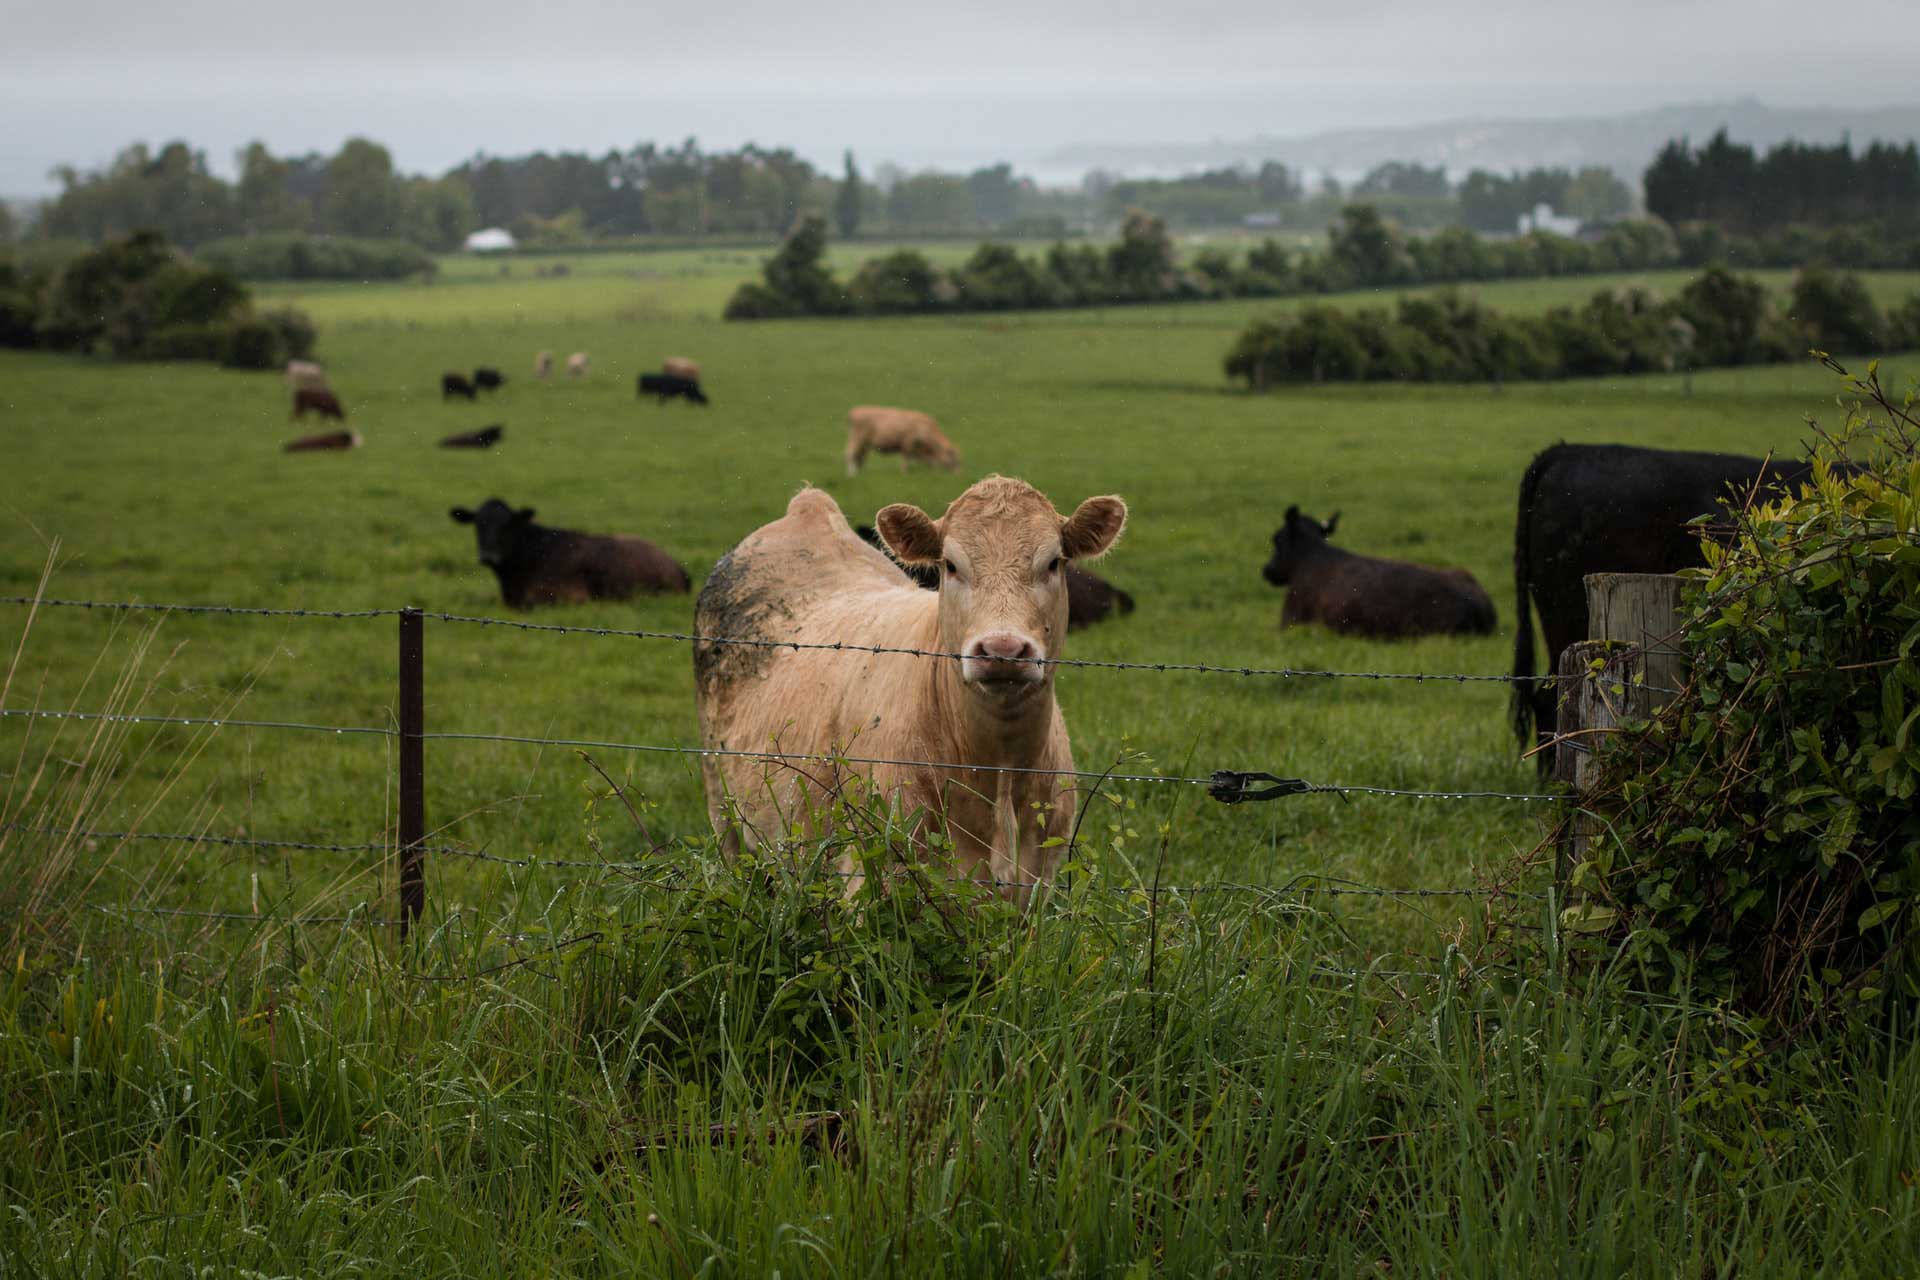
[2,593,1570,970]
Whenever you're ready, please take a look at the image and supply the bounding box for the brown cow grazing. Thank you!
[855,523,1135,630]
[662,356,701,381]
[291,387,345,421]
[1263,507,1495,638]
[449,498,689,608]
[695,476,1127,898]
[439,425,503,448]
[535,350,553,379]
[284,360,326,390]
[284,429,362,453]
[845,406,961,476]
[565,352,590,379]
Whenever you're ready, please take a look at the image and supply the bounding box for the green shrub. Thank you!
[951,242,1057,310]
[1566,363,1920,1022]
[136,322,232,362]
[1788,266,1884,354]
[196,233,434,281]
[1886,295,1920,351]
[848,249,947,314]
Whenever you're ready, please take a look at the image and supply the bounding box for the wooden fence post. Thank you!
[398,607,425,937]
[1554,574,1687,891]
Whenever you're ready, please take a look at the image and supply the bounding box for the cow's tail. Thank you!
[1113,588,1136,617]
[1509,448,1550,754]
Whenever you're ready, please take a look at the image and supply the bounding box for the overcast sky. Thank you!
[2,0,1911,193]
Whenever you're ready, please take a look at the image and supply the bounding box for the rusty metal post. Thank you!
[398,607,425,937]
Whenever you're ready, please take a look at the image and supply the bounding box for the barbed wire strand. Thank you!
[0,707,396,737]
[1,593,1572,686]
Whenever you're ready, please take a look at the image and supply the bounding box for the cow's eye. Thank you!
[943,559,958,577]
[1047,557,1063,574]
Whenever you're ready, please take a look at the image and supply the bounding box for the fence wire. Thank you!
[3,593,1563,686]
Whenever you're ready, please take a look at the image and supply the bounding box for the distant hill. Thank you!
[1043,98,1920,184]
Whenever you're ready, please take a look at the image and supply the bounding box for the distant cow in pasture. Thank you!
[291,387,345,421]
[449,497,690,608]
[637,372,709,405]
[535,350,553,379]
[473,367,505,392]
[439,425,504,449]
[1510,442,1829,769]
[442,372,478,401]
[695,476,1127,897]
[284,429,361,453]
[845,406,960,476]
[662,356,701,382]
[855,523,1135,630]
[1263,507,1495,639]
[284,360,326,390]
[566,352,590,379]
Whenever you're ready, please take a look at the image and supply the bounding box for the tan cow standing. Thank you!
[845,406,960,476]
[565,352,590,379]
[694,476,1126,897]
[534,350,553,379]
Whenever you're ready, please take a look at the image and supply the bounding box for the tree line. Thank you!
[1222,266,1919,388]
[1646,129,1920,231]
[726,207,1694,320]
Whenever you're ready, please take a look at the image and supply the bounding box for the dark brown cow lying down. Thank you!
[449,498,690,607]
[1263,506,1495,638]
[855,524,1134,629]
[284,429,362,452]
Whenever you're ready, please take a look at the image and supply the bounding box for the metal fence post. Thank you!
[398,607,425,937]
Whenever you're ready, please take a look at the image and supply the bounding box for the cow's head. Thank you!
[1263,506,1340,586]
[876,476,1126,709]
[450,498,534,568]
[932,438,963,473]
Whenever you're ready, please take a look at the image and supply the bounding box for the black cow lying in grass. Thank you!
[473,367,505,391]
[637,372,709,405]
[1510,442,1830,769]
[854,524,1135,630]
[449,498,690,607]
[1263,507,1495,638]
[439,425,503,448]
[442,372,478,401]
[291,387,345,420]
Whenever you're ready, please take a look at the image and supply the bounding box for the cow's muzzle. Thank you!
[961,631,1046,691]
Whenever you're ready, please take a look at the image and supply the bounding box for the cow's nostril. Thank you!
[971,633,1038,663]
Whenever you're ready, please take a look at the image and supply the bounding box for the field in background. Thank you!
[8,259,1916,940]
[5,256,1918,1274]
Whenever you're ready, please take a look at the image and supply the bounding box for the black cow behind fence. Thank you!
[1509,442,1826,770]
[473,368,505,392]
[637,372,709,406]
[1262,507,1495,639]
[449,497,691,607]
[442,372,478,401]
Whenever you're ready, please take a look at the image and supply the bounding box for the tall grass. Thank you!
[2,841,1915,1275]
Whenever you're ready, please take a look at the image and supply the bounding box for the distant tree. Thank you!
[1327,203,1413,286]
[965,163,1022,226]
[885,173,973,230]
[1356,161,1449,199]
[1256,161,1301,205]
[322,138,404,238]
[1562,167,1632,221]
[0,201,14,244]
[834,150,863,238]
[1105,209,1175,296]
[234,142,305,234]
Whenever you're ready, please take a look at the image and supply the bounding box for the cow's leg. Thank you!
[845,439,864,477]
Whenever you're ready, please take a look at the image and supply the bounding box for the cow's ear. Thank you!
[1062,495,1127,561]
[1284,505,1301,530]
[876,503,943,565]
[1322,511,1340,537]
[515,507,537,523]
[450,507,474,524]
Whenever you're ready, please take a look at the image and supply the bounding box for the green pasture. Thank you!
[4,258,1918,1275]
[7,265,1915,935]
